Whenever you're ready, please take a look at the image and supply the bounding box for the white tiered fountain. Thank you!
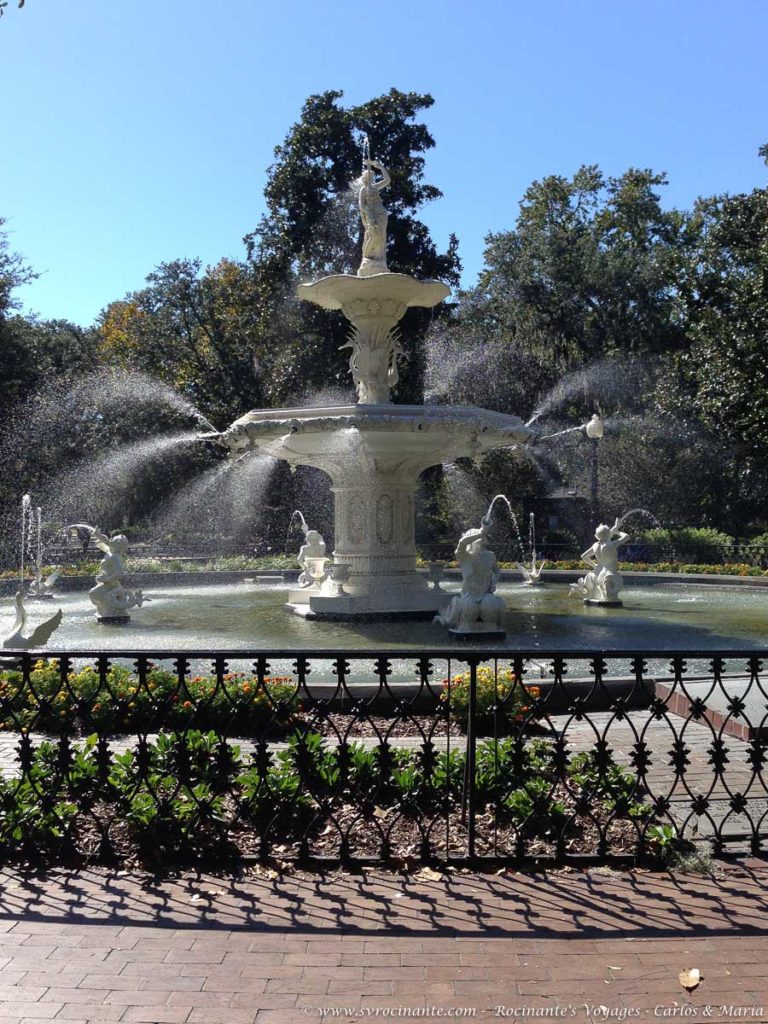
[221,153,532,619]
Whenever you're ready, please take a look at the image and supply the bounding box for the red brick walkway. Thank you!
[1,862,767,1023]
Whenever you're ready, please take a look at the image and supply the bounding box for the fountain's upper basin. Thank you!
[222,403,531,468]
[296,272,450,313]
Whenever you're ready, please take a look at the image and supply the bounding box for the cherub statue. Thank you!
[77,527,146,621]
[296,524,327,589]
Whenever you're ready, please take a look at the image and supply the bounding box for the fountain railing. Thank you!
[0,647,765,867]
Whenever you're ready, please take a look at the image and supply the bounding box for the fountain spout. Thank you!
[196,430,228,448]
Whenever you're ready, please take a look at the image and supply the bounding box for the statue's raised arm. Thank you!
[365,158,391,191]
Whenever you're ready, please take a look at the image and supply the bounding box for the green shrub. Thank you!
[0,729,655,863]
[636,527,735,564]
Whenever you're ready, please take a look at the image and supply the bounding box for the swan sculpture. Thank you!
[518,553,546,586]
[27,568,61,599]
[2,583,63,650]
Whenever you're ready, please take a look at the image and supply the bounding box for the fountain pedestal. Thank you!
[297,273,449,405]
[449,622,506,641]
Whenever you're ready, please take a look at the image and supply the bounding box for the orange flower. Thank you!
[183,700,192,709]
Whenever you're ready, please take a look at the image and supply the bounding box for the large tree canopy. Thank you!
[477,165,693,371]
[98,257,264,428]
[660,151,768,455]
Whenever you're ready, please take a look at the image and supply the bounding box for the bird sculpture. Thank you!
[2,583,63,650]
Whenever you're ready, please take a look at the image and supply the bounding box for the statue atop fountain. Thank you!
[296,146,449,406]
[358,158,391,278]
[572,519,630,607]
[78,527,146,623]
[435,509,506,638]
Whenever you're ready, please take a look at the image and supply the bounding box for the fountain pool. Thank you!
[2,579,764,652]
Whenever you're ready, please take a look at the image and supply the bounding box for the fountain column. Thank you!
[331,477,423,595]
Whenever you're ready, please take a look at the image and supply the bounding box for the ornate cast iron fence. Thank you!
[0,649,766,867]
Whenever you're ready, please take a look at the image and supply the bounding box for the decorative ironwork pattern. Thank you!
[0,649,765,867]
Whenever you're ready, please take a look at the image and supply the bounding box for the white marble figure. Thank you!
[518,553,546,586]
[87,529,145,620]
[297,528,328,589]
[574,520,630,605]
[357,158,391,278]
[435,523,506,633]
[3,582,62,650]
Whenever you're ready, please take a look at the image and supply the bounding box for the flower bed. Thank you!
[0,729,654,867]
[440,666,541,732]
[0,661,298,735]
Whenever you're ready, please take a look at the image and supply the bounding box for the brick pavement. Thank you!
[1,861,768,1023]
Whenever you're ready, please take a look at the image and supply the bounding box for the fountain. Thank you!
[519,513,545,586]
[218,150,531,619]
[17,495,59,598]
[2,495,64,649]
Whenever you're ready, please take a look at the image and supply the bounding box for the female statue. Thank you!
[357,158,391,276]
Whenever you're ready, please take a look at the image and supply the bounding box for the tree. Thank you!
[95,90,460,415]
[663,150,768,456]
[98,257,265,428]
[0,217,35,317]
[0,1,25,17]
[476,165,692,375]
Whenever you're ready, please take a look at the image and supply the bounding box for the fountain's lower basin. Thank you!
[3,579,765,652]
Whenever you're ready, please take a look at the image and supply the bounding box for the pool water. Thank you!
[3,580,765,652]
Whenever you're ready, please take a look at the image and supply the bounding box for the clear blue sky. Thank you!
[2,0,766,327]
